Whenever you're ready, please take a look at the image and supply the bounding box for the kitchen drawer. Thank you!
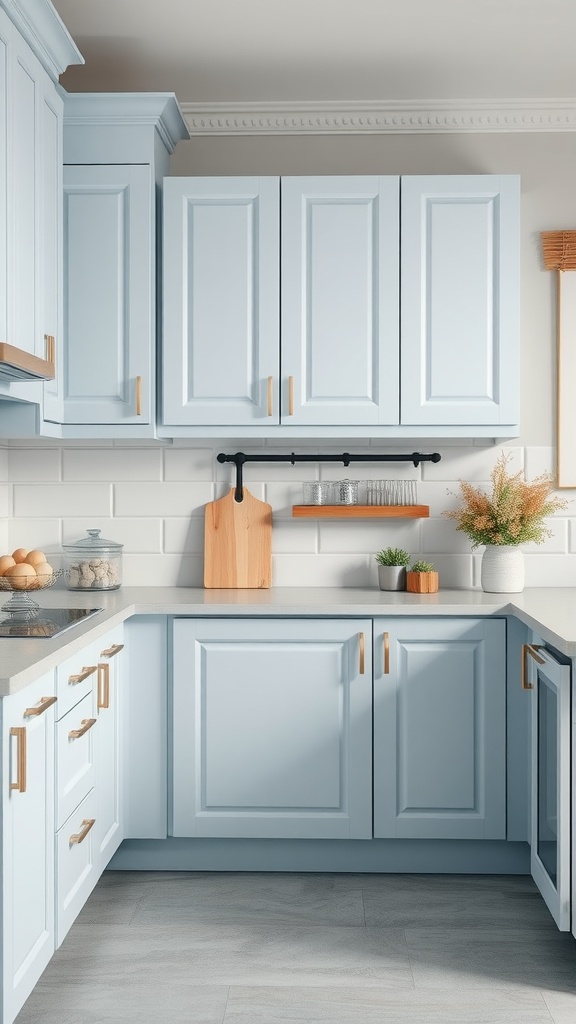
[56,691,96,829]
[56,788,98,946]
[56,642,99,719]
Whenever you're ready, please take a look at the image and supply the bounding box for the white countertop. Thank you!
[0,585,570,695]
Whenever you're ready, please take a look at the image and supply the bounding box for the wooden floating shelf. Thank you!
[291,505,430,519]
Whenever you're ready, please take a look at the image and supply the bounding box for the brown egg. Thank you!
[33,562,54,587]
[12,548,29,564]
[4,562,36,589]
[25,549,47,567]
[0,554,16,575]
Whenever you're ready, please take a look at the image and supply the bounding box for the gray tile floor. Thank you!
[16,872,576,1023]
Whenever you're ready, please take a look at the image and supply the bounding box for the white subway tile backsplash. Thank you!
[421,518,474,555]
[14,483,111,518]
[3,442,572,589]
[164,447,215,481]
[319,519,420,555]
[7,448,61,482]
[8,519,61,553]
[63,518,162,553]
[163,517,205,554]
[122,553,203,587]
[114,482,213,517]
[422,446,523,481]
[272,521,317,554]
[63,448,162,482]
[273,554,371,587]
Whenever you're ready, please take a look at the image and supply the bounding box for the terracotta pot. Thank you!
[406,571,439,594]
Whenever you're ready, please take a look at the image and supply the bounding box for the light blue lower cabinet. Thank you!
[373,617,507,840]
[171,618,373,840]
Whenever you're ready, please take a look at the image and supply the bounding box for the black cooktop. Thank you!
[0,607,102,639]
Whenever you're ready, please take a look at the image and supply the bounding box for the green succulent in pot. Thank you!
[375,548,410,591]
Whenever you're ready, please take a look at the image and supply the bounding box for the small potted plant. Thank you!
[406,560,439,594]
[375,548,411,591]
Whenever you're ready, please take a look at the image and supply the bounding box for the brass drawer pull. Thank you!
[10,727,26,793]
[23,695,57,717]
[69,666,97,685]
[383,632,390,674]
[70,818,95,845]
[522,643,545,690]
[98,663,110,710]
[68,718,97,740]
[100,643,124,659]
[358,632,365,675]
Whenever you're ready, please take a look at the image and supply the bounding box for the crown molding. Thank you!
[0,0,83,82]
[180,98,576,136]
[62,93,189,153]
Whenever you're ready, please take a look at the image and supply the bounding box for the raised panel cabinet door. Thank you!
[281,176,399,425]
[40,79,64,420]
[56,164,153,424]
[400,175,520,427]
[172,618,372,839]
[162,177,280,426]
[373,617,506,840]
[1,672,56,1024]
[93,629,125,871]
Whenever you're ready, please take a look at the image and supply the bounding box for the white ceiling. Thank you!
[53,0,576,103]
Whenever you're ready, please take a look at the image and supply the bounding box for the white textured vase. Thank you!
[480,545,525,593]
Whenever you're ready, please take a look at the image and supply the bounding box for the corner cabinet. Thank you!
[171,618,373,839]
[41,92,189,437]
[161,174,520,438]
[373,618,506,839]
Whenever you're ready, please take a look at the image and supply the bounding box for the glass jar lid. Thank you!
[63,528,123,554]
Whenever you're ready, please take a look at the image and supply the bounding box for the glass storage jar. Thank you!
[63,529,123,591]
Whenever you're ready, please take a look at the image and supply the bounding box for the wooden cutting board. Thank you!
[204,487,272,588]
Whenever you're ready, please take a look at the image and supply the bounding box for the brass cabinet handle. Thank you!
[267,376,273,416]
[358,632,365,675]
[383,632,390,675]
[521,643,545,690]
[10,727,26,793]
[100,643,124,659]
[68,718,97,740]
[23,695,57,717]
[98,663,110,710]
[69,666,97,685]
[44,334,55,365]
[70,818,95,845]
[288,376,294,416]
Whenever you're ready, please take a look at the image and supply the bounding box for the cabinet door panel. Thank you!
[0,28,7,345]
[93,629,124,870]
[374,617,506,839]
[281,176,399,425]
[59,164,152,424]
[39,83,62,409]
[172,618,372,839]
[163,177,280,426]
[56,690,95,829]
[2,672,55,1023]
[10,44,37,355]
[401,175,520,426]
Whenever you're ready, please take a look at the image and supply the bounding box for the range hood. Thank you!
[0,343,55,383]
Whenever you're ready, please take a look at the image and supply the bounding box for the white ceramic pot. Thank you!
[378,565,406,591]
[480,544,524,593]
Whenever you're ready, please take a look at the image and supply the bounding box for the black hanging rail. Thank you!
[217,451,442,502]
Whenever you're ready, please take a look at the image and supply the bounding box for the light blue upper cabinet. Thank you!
[42,92,188,437]
[161,173,519,438]
[162,177,280,427]
[373,617,506,840]
[0,1,81,412]
[400,175,520,429]
[281,176,399,426]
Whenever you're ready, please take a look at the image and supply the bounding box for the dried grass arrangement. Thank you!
[444,453,568,547]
